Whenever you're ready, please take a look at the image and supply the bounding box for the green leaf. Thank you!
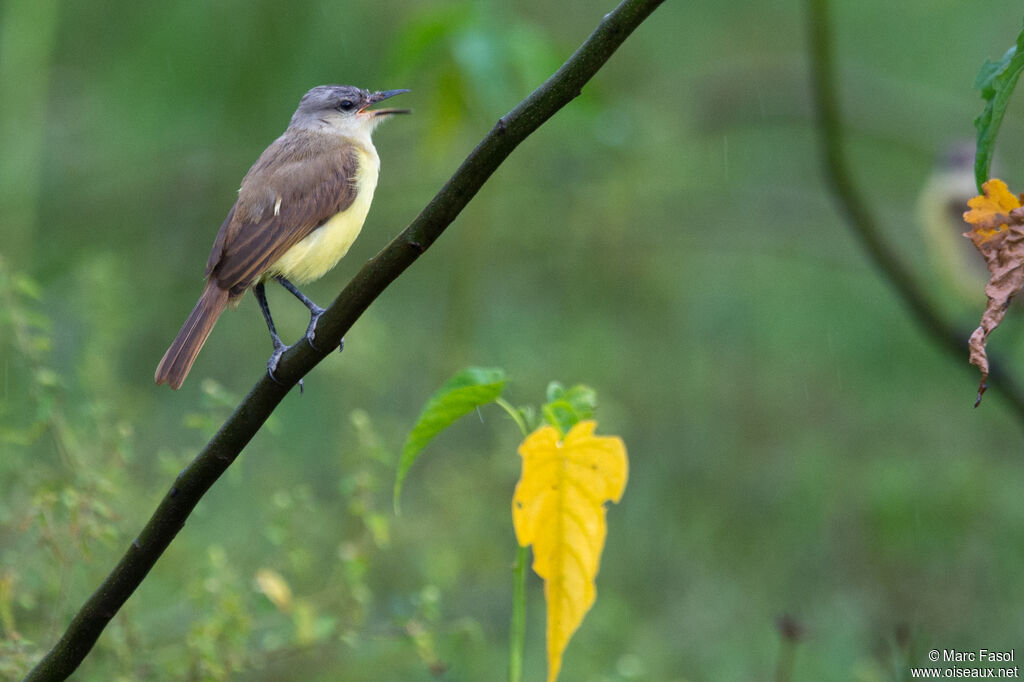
[974,18,1024,190]
[542,401,577,436]
[545,381,565,403]
[394,367,506,512]
[562,384,597,419]
[541,383,597,436]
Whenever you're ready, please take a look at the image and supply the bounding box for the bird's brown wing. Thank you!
[205,129,361,296]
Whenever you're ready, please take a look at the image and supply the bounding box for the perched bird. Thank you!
[155,85,409,389]
[916,141,988,305]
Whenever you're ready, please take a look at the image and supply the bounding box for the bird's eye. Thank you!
[337,100,355,111]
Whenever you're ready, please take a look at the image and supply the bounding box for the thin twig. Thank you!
[806,0,1024,424]
[23,0,665,679]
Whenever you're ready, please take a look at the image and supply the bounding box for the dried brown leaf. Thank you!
[963,179,1024,404]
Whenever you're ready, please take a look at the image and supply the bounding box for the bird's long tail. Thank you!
[155,280,231,389]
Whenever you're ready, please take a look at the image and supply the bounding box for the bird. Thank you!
[155,85,409,390]
[916,141,988,306]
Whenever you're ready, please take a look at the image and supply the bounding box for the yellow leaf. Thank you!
[255,568,293,613]
[512,420,628,682]
[963,178,1021,242]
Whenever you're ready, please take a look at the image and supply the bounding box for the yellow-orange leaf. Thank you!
[963,179,1024,404]
[512,420,628,682]
[255,568,293,613]
[964,178,1021,241]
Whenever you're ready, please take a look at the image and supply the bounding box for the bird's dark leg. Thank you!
[274,276,343,354]
[253,282,291,385]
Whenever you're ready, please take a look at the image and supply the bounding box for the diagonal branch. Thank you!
[24,0,665,679]
[805,0,1024,425]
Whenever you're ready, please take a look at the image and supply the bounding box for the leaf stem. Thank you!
[495,397,529,437]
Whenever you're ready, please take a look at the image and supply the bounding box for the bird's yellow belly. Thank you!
[267,148,379,284]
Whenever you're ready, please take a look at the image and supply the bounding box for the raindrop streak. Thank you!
[723,135,729,181]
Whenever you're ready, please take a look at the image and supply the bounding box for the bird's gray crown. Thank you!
[290,85,369,126]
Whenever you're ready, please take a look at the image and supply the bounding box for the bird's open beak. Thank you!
[362,89,411,117]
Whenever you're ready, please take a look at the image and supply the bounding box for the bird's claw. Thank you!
[267,346,305,393]
[267,343,286,384]
[304,307,325,352]
[304,308,343,354]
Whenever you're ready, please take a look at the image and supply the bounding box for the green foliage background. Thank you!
[3,0,1024,680]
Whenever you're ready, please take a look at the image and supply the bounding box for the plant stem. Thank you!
[498,392,532,681]
[508,544,529,682]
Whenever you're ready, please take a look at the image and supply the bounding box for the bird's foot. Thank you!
[304,307,343,354]
[267,337,286,383]
[266,335,304,392]
[304,305,326,352]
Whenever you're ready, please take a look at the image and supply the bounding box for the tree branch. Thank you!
[24,0,665,679]
[805,0,1024,424]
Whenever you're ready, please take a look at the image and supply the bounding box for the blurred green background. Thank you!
[3,0,1024,680]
